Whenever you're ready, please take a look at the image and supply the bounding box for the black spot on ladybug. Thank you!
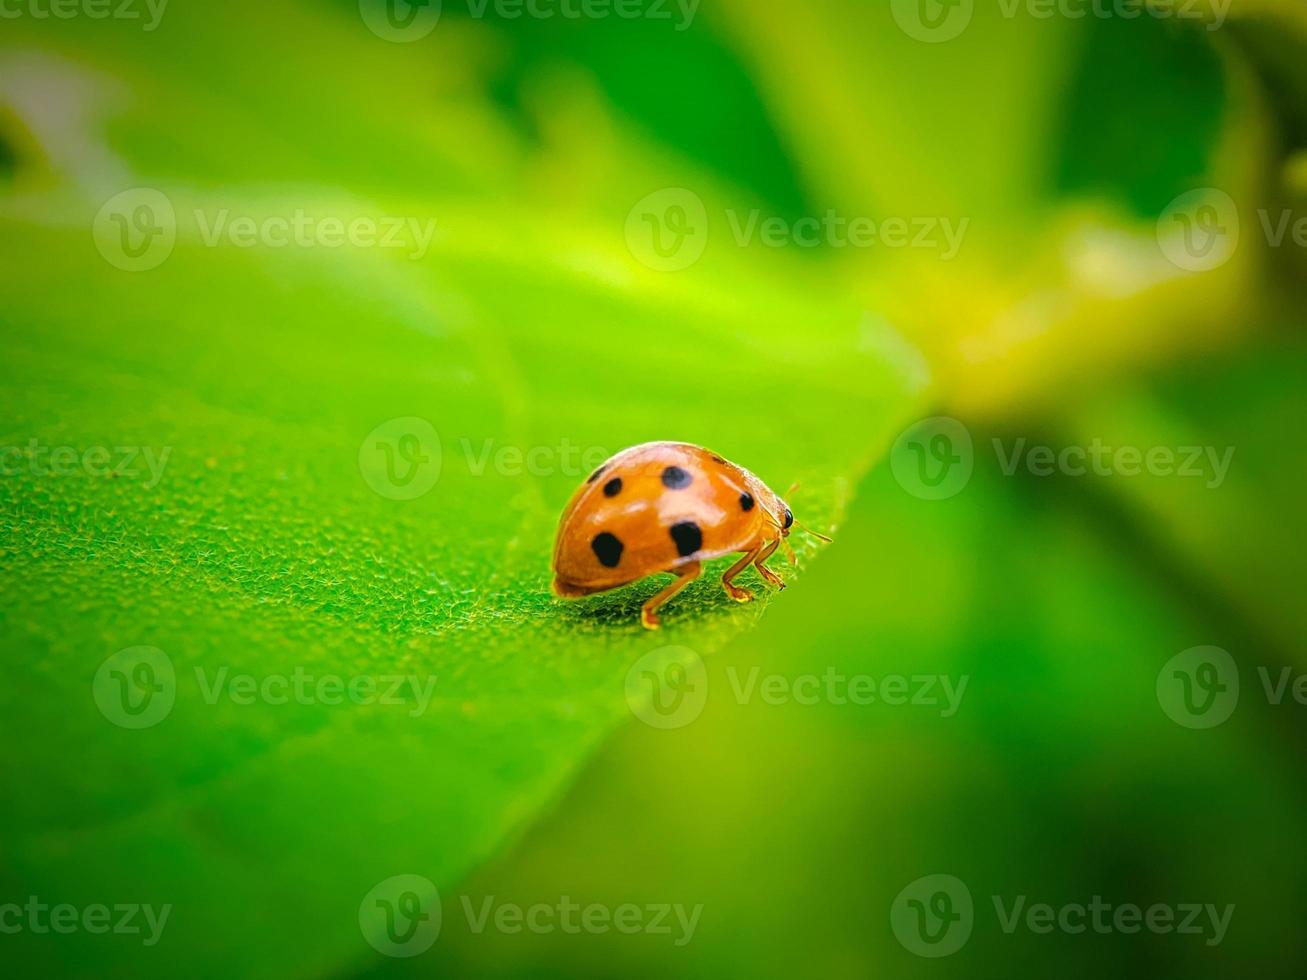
[591,532,623,568]
[587,464,607,483]
[710,453,725,464]
[740,492,755,512]
[669,521,702,557]
[783,508,794,529]
[661,465,692,489]
[603,477,622,497]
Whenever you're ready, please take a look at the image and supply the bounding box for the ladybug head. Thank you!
[774,483,831,545]
[775,488,832,548]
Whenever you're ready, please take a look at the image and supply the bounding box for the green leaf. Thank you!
[0,12,923,978]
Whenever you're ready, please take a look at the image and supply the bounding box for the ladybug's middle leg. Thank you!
[641,561,702,630]
[721,545,763,603]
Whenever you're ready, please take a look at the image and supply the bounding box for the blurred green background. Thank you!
[1,0,1305,977]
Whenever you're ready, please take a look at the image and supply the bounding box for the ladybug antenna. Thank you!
[795,519,833,544]
[779,483,833,544]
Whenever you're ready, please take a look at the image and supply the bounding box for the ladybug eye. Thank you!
[783,508,794,529]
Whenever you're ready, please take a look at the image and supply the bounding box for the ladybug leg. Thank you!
[721,546,762,603]
[753,540,786,590]
[641,561,702,630]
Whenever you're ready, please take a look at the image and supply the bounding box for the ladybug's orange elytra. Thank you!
[551,441,826,629]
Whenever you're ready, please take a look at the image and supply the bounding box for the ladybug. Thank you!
[551,441,830,629]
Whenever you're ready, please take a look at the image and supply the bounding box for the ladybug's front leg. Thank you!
[641,561,702,630]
